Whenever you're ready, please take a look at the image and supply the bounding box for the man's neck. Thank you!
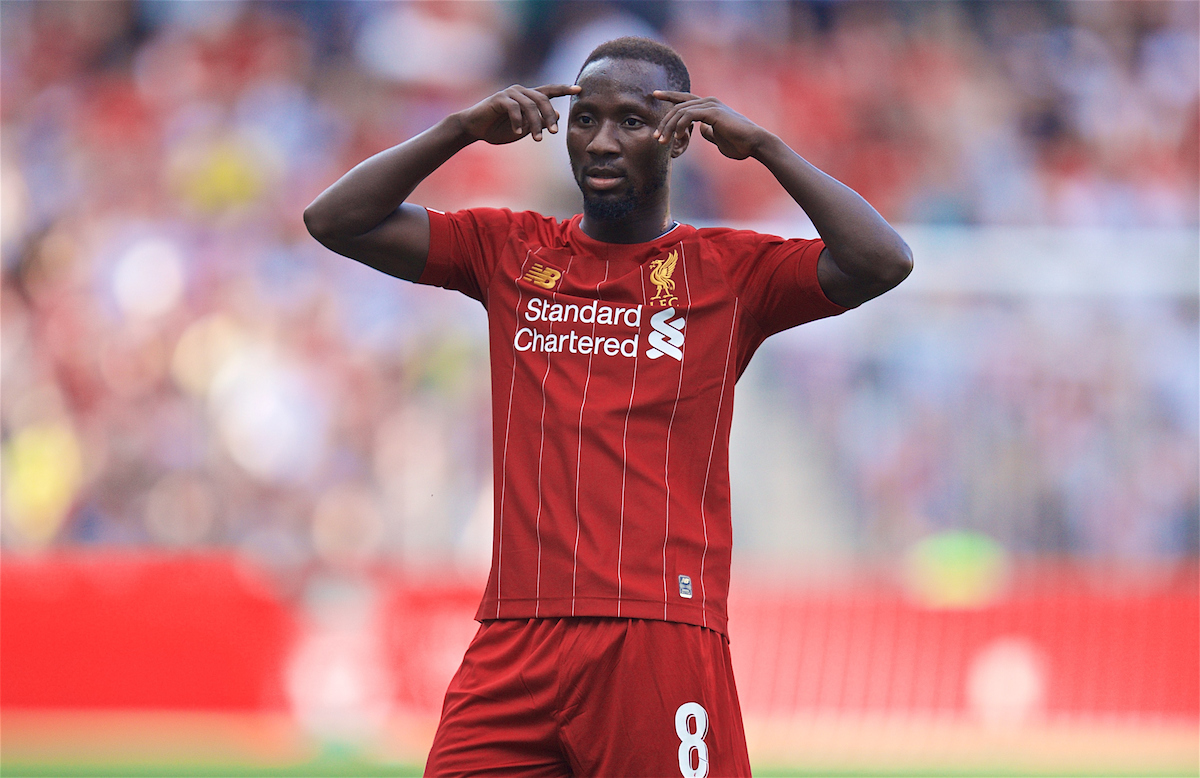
[579,206,676,244]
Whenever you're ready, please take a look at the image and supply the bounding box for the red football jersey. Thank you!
[419,208,845,635]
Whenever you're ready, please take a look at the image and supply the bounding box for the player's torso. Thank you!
[479,223,741,633]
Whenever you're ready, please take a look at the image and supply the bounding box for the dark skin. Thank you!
[304,58,912,307]
[566,58,684,243]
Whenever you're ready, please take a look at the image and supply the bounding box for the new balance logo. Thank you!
[646,307,685,361]
[678,574,693,599]
[522,263,561,289]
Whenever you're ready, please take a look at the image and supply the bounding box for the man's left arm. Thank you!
[654,91,912,308]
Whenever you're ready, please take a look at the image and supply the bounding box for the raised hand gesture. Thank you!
[456,84,581,145]
[652,91,768,160]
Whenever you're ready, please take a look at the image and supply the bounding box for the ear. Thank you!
[670,124,691,158]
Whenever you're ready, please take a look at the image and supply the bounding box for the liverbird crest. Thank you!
[649,250,679,306]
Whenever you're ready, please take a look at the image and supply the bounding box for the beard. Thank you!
[581,188,643,222]
[578,154,669,223]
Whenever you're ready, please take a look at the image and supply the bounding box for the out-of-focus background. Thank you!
[2,1,1196,775]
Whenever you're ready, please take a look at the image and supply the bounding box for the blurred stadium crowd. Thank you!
[2,1,1197,577]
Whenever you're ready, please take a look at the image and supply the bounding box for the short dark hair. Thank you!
[576,36,690,93]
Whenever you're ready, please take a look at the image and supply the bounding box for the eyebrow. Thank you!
[571,95,658,114]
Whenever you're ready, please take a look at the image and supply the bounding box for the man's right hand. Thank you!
[455,84,581,145]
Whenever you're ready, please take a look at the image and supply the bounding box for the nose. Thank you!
[585,118,620,156]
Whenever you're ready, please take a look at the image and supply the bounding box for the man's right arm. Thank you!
[303,84,580,281]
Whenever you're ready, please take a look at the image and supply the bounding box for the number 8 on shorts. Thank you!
[675,702,709,778]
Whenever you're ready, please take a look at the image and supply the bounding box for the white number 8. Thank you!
[675,702,709,778]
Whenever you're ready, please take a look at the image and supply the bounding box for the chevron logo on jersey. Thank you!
[646,307,685,361]
[649,250,679,306]
[523,263,562,290]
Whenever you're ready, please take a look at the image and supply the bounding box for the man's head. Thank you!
[568,37,691,227]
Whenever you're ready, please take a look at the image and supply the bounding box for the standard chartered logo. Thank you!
[513,296,686,362]
[646,307,686,361]
[514,297,641,357]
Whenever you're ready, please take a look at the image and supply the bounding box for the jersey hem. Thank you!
[475,596,729,637]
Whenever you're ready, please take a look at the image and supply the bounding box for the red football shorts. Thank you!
[424,617,751,777]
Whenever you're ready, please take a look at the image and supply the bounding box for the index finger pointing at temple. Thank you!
[536,84,583,98]
[653,90,698,103]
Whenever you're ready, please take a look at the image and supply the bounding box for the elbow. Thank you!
[881,240,914,290]
[849,241,912,305]
[303,193,359,246]
[305,197,377,249]
[820,240,913,308]
[862,235,913,294]
[303,202,334,245]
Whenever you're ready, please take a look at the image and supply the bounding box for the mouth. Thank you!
[582,168,626,192]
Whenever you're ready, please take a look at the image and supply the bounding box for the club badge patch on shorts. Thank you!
[678,574,693,599]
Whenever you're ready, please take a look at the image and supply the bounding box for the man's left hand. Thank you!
[652,91,768,161]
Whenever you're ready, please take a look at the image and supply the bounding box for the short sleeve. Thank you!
[417,207,520,304]
[720,232,847,336]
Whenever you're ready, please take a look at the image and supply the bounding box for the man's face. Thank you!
[567,58,682,222]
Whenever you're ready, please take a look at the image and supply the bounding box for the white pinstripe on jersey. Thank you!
[699,298,739,626]
[617,268,649,615]
[533,254,575,617]
[660,242,690,619]
[493,251,532,618]
[571,260,610,614]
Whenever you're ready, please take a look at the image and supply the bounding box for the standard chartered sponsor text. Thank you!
[515,327,638,356]
[517,297,642,357]
[524,297,642,328]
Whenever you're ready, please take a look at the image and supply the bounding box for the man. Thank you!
[306,36,910,778]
